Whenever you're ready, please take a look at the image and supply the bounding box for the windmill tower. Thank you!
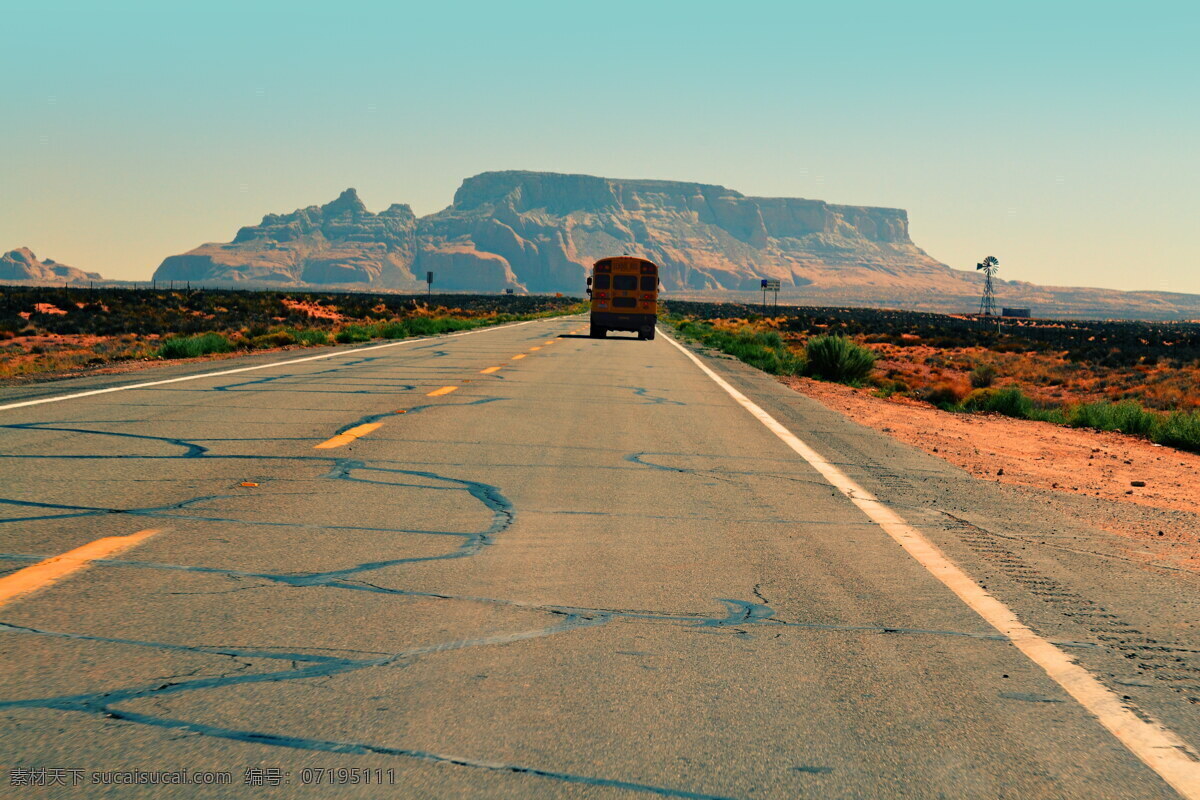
[976,256,999,316]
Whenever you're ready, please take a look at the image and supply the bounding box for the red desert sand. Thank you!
[784,375,1200,571]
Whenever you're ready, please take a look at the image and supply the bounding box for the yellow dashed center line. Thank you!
[480,366,502,374]
[426,386,459,397]
[511,354,526,360]
[314,422,383,449]
[0,529,161,608]
[529,346,541,351]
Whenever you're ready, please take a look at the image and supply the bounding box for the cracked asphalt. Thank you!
[0,315,1197,798]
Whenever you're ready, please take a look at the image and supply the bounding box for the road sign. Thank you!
[760,278,780,313]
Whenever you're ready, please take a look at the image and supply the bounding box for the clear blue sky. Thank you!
[3,0,1197,292]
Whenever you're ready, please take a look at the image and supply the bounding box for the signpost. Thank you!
[426,271,433,300]
[760,278,780,313]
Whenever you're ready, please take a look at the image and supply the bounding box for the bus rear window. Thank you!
[613,275,637,291]
[593,274,610,290]
[640,275,657,291]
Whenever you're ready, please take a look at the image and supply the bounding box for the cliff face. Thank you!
[151,172,957,294]
[0,248,104,283]
[419,171,951,293]
[154,189,419,288]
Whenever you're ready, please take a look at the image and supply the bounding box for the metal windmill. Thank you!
[976,256,999,316]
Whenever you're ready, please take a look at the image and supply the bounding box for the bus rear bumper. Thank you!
[590,312,656,332]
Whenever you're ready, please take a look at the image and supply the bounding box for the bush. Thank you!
[673,320,804,375]
[1030,408,1068,424]
[373,321,410,339]
[335,325,373,344]
[292,328,329,346]
[873,379,908,399]
[924,383,967,409]
[248,330,296,349]
[406,316,478,336]
[157,332,235,359]
[960,386,1036,419]
[1153,411,1200,453]
[970,363,998,388]
[803,334,876,384]
[1068,400,1157,437]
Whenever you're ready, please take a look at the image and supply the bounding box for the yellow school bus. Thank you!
[586,256,659,340]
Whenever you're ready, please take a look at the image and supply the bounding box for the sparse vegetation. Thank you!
[673,319,804,375]
[663,300,1200,454]
[923,382,968,410]
[0,286,582,381]
[963,386,1035,419]
[290,328,329,346]
[334,325,374,344]
[157,332,235,359]
[970,363,998,388]
[1067,400,1158,437]
[803,334,876,384]
[1155,411,1200,452]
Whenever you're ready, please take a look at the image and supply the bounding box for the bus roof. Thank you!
[593,256,659,269]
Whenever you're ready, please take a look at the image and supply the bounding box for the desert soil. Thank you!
[783,376,1200,571]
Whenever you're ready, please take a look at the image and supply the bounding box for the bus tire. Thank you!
[590,324,606,338]
[640,327,655,341]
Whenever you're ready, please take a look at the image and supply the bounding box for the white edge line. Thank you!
[0,316,565,412]
[659,326,1200,799]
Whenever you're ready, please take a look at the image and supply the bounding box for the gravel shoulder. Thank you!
[782,375,1200,572]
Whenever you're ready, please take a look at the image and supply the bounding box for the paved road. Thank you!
[1,315,1199,799]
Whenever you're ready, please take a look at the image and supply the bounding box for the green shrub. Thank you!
[1028,407,1068,424]
[1068,400,1157,437]
[248,330,296,349]
[405,316,479,336]
[1152,411,1200,453]
[987,386,1034,418]
[961,388,995,412]
[803,334,876,384]
[672,320,803,375]
[405,317,437,336]
[335,324,373,344]
[970,363,998,388]
[873,380,907,399]
[373,321,410,339]
[292,328,329,346]
[157,332,234,359]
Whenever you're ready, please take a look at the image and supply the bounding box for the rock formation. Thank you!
[154,189,419,288]
[142,172,1200,319]
[152,173,956,294]
[0,248,104,283]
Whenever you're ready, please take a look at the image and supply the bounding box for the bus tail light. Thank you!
[641,294,653,300]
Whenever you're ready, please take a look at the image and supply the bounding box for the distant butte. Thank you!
[0,248,105,284]
[138,170,1200,319]
[153,173,945,295]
